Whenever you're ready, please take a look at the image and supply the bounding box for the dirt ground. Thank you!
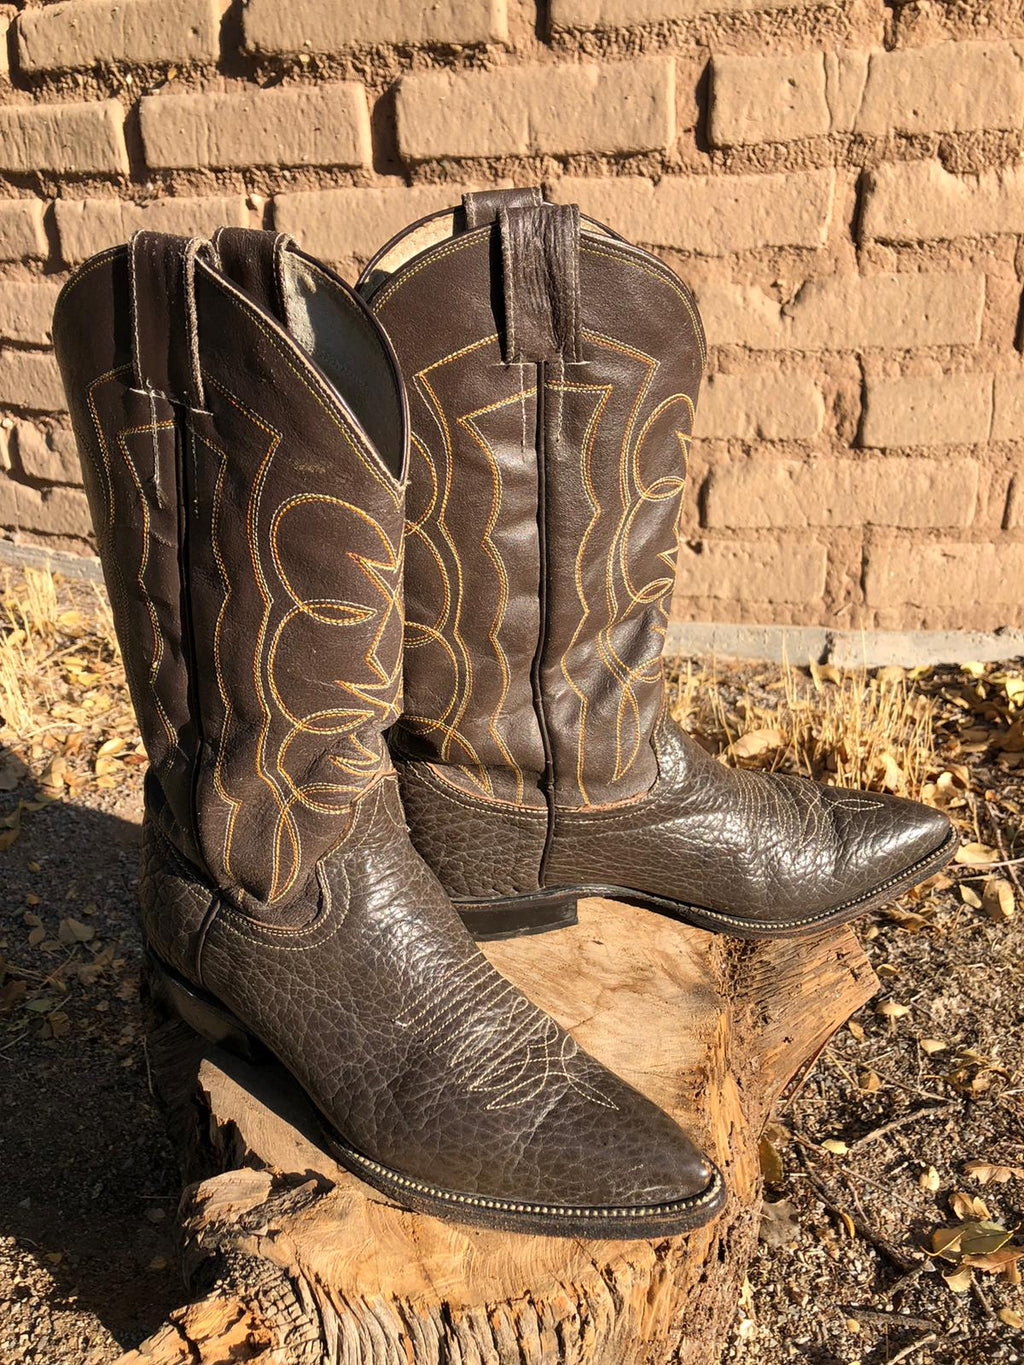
[0,571,1022,1363]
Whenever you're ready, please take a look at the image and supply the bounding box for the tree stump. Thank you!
[119,898,877,1365]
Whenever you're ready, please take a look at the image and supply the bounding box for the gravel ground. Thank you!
[0,575,1021,1362]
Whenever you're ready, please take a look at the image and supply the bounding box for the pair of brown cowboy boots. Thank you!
[53,188,953,1238]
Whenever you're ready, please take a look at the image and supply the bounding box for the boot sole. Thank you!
[455,825,959,942]
[145,951,726,1237]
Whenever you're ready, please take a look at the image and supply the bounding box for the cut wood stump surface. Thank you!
[119,898,877,1365]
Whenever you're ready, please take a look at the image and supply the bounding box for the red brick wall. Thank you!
[0,0,1021,633]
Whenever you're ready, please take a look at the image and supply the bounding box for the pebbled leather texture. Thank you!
[545,716,953,930]
[395,753,547,901]
[53,227,723,1234]
[362,188,953,934]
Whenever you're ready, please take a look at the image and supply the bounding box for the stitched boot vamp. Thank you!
[150,779,718,1214]
[548,720,953,930]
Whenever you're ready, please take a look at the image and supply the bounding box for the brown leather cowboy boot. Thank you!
[358,188,955,941]
[52,227,724,1235]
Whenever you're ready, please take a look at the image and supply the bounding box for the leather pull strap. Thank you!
[498,202,582,365]
[209,227,292,325]
[462,185,542,229]
[128,231,207,409]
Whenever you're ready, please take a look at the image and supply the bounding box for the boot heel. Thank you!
[455,891,579,941]
[144,952,267,1063]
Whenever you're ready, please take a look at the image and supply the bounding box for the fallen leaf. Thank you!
[919,1167,941,1193]
[58,917,95,945]
[982,878,1015,921]
[822,1138,849,1156]
[942,1266,973,1294]
[955,842,999,866]
[876,1000,910,1020]
[952,1192,991,1221]
[727,728,786,760]
[999,1308,1024,1328]
[964,1160,1024,1186]
[920,1038,947,1055]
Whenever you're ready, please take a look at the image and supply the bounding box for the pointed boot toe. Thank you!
[826,787,956,907]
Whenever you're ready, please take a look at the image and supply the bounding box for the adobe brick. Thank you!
[704,457,978,529]
[695,372,824,441]
[0,200,48,261]
[243,0,507,52]
[0,282,64,346]
[865,541,1024,608]
[709,52,828,147]
[674,538,827,602]
[862,160,1024,242]
[860,374,993,448]
[396,59,675,161]
[0,350,66,412]
[13,422,81,484]
[139,84,372,171]
[549,170,834,254]
[0,100,128,175]
[695,272,984,352]
[16,0,220,73]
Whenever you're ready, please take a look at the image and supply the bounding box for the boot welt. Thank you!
[144,951,726,1237]
[455,824,959,943]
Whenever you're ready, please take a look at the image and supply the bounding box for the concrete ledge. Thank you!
[0,537,103,582]
[666,621,1024,667]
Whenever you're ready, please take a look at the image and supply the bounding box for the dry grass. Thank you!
[669,653,939,802]
[0,568,131,793]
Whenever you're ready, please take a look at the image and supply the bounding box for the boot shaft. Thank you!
[54,230,408,910]
[360,188,703,811]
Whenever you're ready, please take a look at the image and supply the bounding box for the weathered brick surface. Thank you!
[860,375,993,448]
[992,373,1024,442]
[0,200,48,261]
[695,372,824,441]
[552,0,817,22]
[862,160,1024,243]
[705,457,979,528]
[0,350,66,412]
[244,0,507,52]
[0,281,64,345]
[675,539,827,603]
[0,11,1016,633]
[711,42,1024,146]
[0,100,128,175]
[856,42,1024,136]
[16,0,220,73]
[865,541,1024,609]
[709,52,829,146]
[396,59,675,161]
[1007,478,1022,529]
[549,170,834,254]
[139,85,373,171]
[696,272,984,352]
[13,423,81,484]
[0,472,90,535]
[273,183,506,262]
[56,194,249,264]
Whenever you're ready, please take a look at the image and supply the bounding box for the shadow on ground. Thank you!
[0,745,182,1359]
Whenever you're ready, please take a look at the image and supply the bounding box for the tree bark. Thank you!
[122,897,877,1365]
